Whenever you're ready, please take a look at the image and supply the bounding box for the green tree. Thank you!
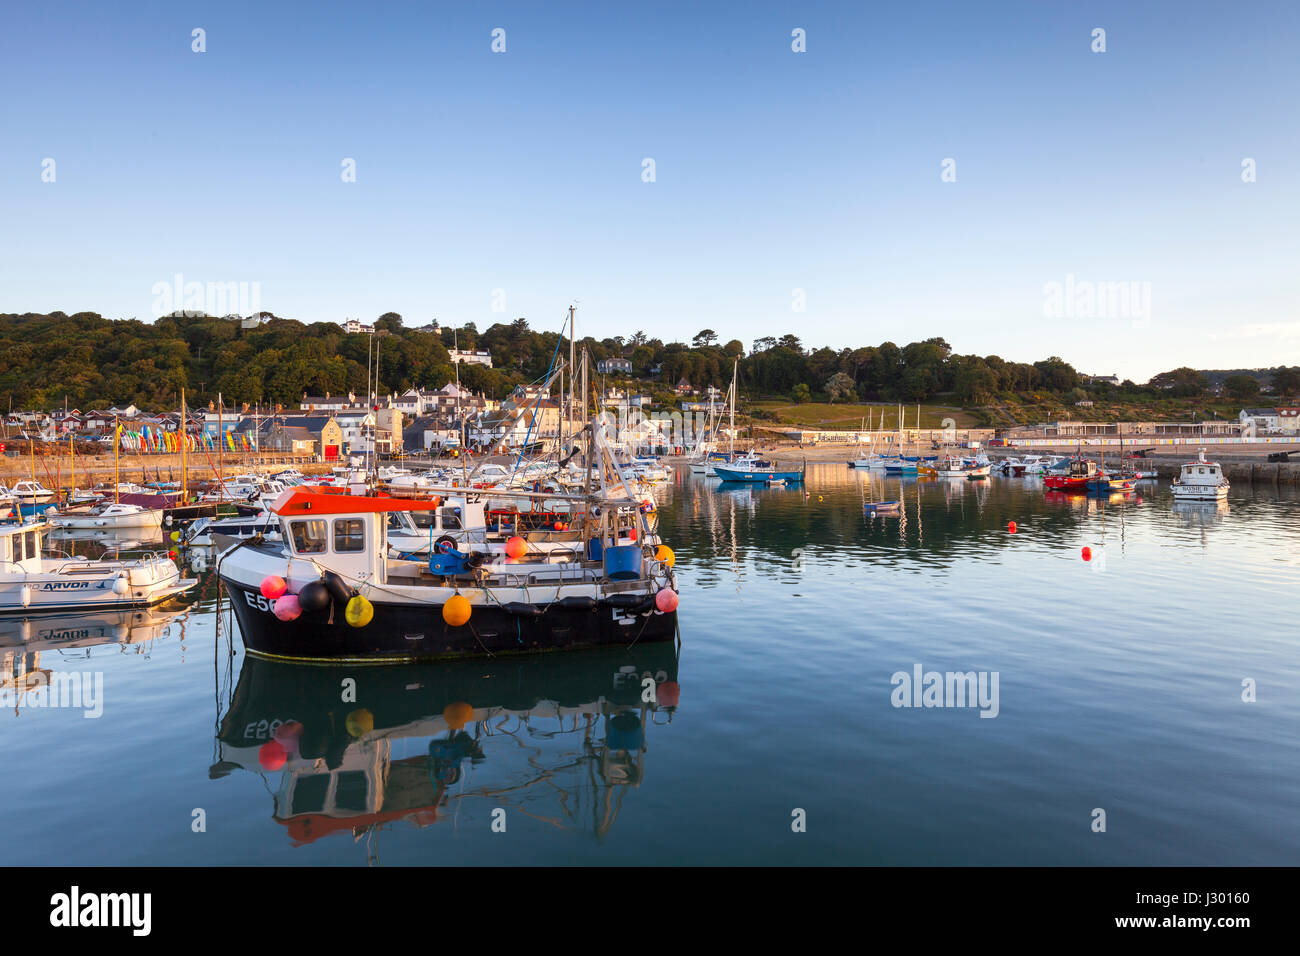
[1224,374,1261,400]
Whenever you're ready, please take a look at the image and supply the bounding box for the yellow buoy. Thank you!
[344,594,373,627]
[655,544,675,568]
[443,700,474,730]
[442,594,472,627]
[345,708,374,738]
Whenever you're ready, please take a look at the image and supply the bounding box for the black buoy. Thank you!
[299,580,331,612]
[322,571,352,605]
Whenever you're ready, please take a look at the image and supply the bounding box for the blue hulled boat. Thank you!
[713,455,805,483]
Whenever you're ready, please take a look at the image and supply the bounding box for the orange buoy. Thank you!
[443,594,472,627]
[1081,546,1092,561]
[655,544,675,568]
[443,701,474,730]
[505,535,526,559]
[1008,521,1017,534]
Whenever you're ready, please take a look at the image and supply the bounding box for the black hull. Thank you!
[222,577,677,663]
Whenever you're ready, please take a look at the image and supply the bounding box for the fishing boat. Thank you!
[218,423,679,663]
[48,502,165,531]
[1044,459,1100,492]
[1086,475,1137,494]
[1171,449,1230,501]
[712,455,805,483]
[0,522,195,612]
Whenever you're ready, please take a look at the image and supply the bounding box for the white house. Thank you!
[448,348,493,367]
[1239,407,1280,434]
[341,318,375,334]
[596,357,633,374]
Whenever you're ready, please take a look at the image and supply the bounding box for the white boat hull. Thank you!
[0,561,195,613]
[1171,484,1229,501]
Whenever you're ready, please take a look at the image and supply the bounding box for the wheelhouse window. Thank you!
[334,518,365,553]
[24,531,37,560]
[440,507,462,530]
[290,519,328,554]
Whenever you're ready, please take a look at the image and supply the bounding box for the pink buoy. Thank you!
[261,575,287,600]
[273,592,302,621]
[258,739,287,771]
[655,588,679,613]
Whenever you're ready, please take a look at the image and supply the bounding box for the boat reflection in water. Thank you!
[0,604,193,704]
[1171,499,1230,526]
[210,643,682,853]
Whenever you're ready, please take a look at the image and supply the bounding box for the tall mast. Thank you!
[180,388,188,501]
[113,415,120,504]
[568,305,576,458]
[218,392,224,497]
[729,358,736,456]
[69,426,75,503]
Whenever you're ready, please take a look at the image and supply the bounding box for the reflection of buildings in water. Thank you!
[0,605,191,708]
[211,644,682,855]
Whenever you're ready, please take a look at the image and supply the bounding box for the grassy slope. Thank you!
[751,396,1253,431]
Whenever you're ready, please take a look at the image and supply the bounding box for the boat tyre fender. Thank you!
[502,602,542,618]
[322,570,352,605]
[601,593,644,609]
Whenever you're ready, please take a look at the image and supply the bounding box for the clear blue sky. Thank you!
[2,0,1297,381]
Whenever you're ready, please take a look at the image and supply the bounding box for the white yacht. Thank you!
[49,502,166,531]
[0,522,195,612]
[1171,449,1230,501]
[5,480,56,505]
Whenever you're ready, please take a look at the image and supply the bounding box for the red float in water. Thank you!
[1008,521,1017,534]
[259,740,287,771]
[1081,546,1092,561]
[656,681,681,708]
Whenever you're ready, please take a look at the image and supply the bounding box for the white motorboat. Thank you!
[0,522,196,612]
[5,480,56,505]
[183,512,282,547]
[1171,449,1229,501]
[49,502,165,531]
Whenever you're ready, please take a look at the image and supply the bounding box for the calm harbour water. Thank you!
[3,464,1298,865]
